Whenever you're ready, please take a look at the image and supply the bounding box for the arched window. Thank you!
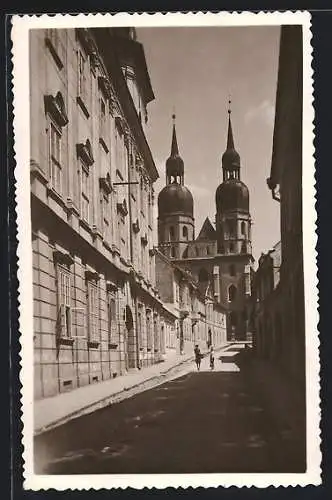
[228,284,237,302]
[198,268,209,283]
[182,226,188,240]
[229,264,235,276]
[171,246,175,258]
[169,226,175,240]
[206,246,210,255]
[241,221,246,236]
[229,242,234,253]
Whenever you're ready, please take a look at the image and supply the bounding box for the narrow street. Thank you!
[34,346,304,474]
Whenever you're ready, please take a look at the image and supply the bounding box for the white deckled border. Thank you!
[12,10,320,490]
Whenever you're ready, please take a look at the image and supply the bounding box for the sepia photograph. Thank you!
[12,11,319,489]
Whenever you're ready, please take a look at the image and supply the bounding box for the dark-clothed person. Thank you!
[194,345,202,371]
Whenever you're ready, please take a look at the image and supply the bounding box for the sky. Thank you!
[137,26,281,263]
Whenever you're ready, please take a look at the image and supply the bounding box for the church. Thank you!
[157,107,254,341]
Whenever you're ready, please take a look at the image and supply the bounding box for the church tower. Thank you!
[215,105,252,255]
[215,103,253,339]
[158,115,194,259]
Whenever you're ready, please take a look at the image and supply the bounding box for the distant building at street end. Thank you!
[250,241,282,358]
[30,27,169,400]
[155,250,227,355]
[266,25,305,389]
[157,108,254,341]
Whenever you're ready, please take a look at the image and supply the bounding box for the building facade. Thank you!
[251,242,282,359]
[157,111,254,340]
[155,251,227,355]
[30,27,169,400]
[266,25,305,388]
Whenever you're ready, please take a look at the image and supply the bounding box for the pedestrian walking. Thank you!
[209,347,215,370]
[194,344,202,371]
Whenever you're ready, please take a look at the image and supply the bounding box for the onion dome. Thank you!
[215,179,249,212]
[158,183,193,217]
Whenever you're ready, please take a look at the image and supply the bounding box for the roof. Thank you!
[196,217,216,241]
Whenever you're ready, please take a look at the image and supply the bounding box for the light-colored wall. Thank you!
[30,28,162,399]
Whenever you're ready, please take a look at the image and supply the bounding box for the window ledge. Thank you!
[77,96,90,118]
[47,186,68,211]
[112,244,121,256]
[108,342,118,350]
[66,198,80,216]
[99,137,109,153]
[92,225,103,240]
[45,38,64,70]
[88,340,100,349]
[30,160,49,184]
[58,337,74,346]
[79,218,92,233]
[103,240,112,252]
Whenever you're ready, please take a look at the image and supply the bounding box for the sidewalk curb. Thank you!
[35,345,229,436]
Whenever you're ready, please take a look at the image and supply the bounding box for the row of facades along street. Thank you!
[31,25,306,473]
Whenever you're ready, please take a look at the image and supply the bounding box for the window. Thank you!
[146,310,152,350]
[195,246,199,257]
[49,121,62,194]
[175,283,180,303]
[206,246,210,255]
[78,49,88,102]
[229,264,235,276]
[228,284,237,302]
[241,221,246,236]
[229,242,235,253]
[57,266,71,337]
[102,194,110,242]
[171,246,175,258]
[169,226,175,240]
[183,226,188,240]
[87,282,99,341]
[45,29,64,69]
[141,243,145,272]
[121,217,126,257]
[107,293,116,342]
[100,96,107,139]
[241,242,247,254]
[180,285,185,305]
[148,192,152,227]
[81,164,90,223]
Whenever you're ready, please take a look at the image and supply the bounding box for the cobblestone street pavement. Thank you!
[34,350,304,474]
